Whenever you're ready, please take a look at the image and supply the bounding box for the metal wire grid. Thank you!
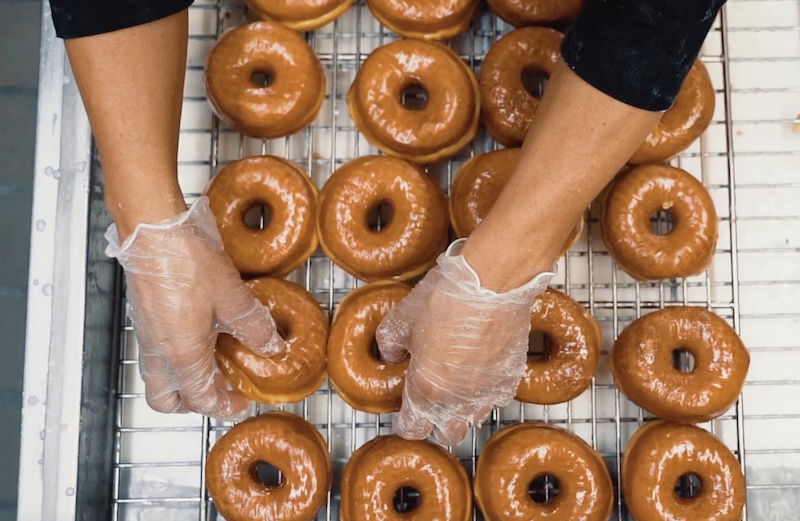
[107,1,800,520]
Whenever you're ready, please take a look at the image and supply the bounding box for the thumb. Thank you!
[215,284,285,356]
[376,298,414,364]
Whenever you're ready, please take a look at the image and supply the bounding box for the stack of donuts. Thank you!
[199,2,748,521]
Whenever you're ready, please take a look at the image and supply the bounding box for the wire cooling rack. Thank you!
[109,1,800,520]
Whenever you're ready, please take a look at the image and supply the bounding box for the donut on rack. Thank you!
[629,60,715,164]
[317,156,449,281]
[365,0,479,40]
[340,435,472,521]
[246,0,354,31]
[205,155,318,278]
[611,306,749,423]
[347,39,480,164]
[328,281,411,413]
[516,288,601,405]
[600,163,718,281]
[487,0,583,26]
[215,278,328,404]
[449,148,583,253]
[479,27,563,147]
[622,420,745,521]
[205,21,325,139]
[206,411,332,521]
[474,422,613,521]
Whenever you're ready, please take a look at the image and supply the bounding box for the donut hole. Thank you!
[366,201,394,232]
[528,474,560,504]
[671,348,696,373]
[243,203,272,230]
[250,69,275,88]
[527,330,552,362]
[674,472,702,499]
[251,461,283,489]
[392,486,421,513]
[521,67,549,99]
[370,338,385,362]
[649,209,675,236]
[399,82,428,111]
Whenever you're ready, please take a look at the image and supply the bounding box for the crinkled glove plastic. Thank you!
[105,196,284,419]
[376,239,556,445]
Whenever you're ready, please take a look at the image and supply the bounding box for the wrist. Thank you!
[459,235,555,293]
[105,183,187,241]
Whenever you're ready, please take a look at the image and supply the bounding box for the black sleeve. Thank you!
[51,0,194,39]
[561,0,726,111]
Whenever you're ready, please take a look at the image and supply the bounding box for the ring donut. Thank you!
[622,420,745,521]
[205,21,325,139]
[516,288,601,405]
[474,422,613,521]
[479,27,563,147]
[206,155,318,277]
[365,0,479,40]
[246,0,353,31]
[600,164,718,281]
[216,278,328,404]
[328,281,411,413]
[206,412,332,521]
[486,0,582,26]
[347,39,480,164]
[611,306,749,423]
[341,435,472,521]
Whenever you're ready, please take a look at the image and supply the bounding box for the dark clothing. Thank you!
[50,0,725,111]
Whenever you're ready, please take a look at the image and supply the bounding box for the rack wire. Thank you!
[109,1,800,520]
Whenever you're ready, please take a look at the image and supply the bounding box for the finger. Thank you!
[376,300,414,364]
[142,374,187,414]
[432,417,469,446]
[216,284,285,356]
[393,403,434,440]
[472,404,495,428]
[181,372,250,420]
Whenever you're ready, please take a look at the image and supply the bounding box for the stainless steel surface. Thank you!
[21,0,800,519]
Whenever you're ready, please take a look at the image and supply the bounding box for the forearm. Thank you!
[64,9,189,240]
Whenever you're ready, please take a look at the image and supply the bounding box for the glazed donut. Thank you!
[215,278,328,404]
[622,420,745,521]
[328,281,411,413]
[365,0,479,40]
[516,288,600,404]
[611,306,749,423]
[205,155,318,277]
[487,0,582,26]
[317,156,449,281]
[629,60,715,164]
[347,39,480,164]
[450,148,583,255]
[206,412,332,521]
[246,0,353,31]
[205,21,325,139]
[474,422,613,521]
[479,27,562,147]
[600,164,718,281]
[340,435,472,521]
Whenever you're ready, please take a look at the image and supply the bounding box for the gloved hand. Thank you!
[105,196,284,419]
[376,239,555,445]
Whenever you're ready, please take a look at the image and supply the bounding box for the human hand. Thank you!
[376,239,555,445]
[105,196,284,419]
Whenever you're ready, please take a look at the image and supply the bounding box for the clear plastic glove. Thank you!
[376,239,555,445]
[105,196,284,419]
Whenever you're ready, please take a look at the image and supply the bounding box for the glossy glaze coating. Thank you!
[516,288,601,404]
[486,0,582,25]
[622,420,745,521]
[474,423,613,521]
[205,22,325,139]
[630,61,715,164]
[328,282,411,413]
[317,156,449,281]
[601,164,718,281]
[365,0,479,40]
[216,278,328,404]
[340,435,472,521]
[347,40,480,164]
[205,156,318,277]
[449,148,583,254]
[246,0,353,31]
[206,412,332,521]
[480,27,562,147]
[611,307,749,423]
